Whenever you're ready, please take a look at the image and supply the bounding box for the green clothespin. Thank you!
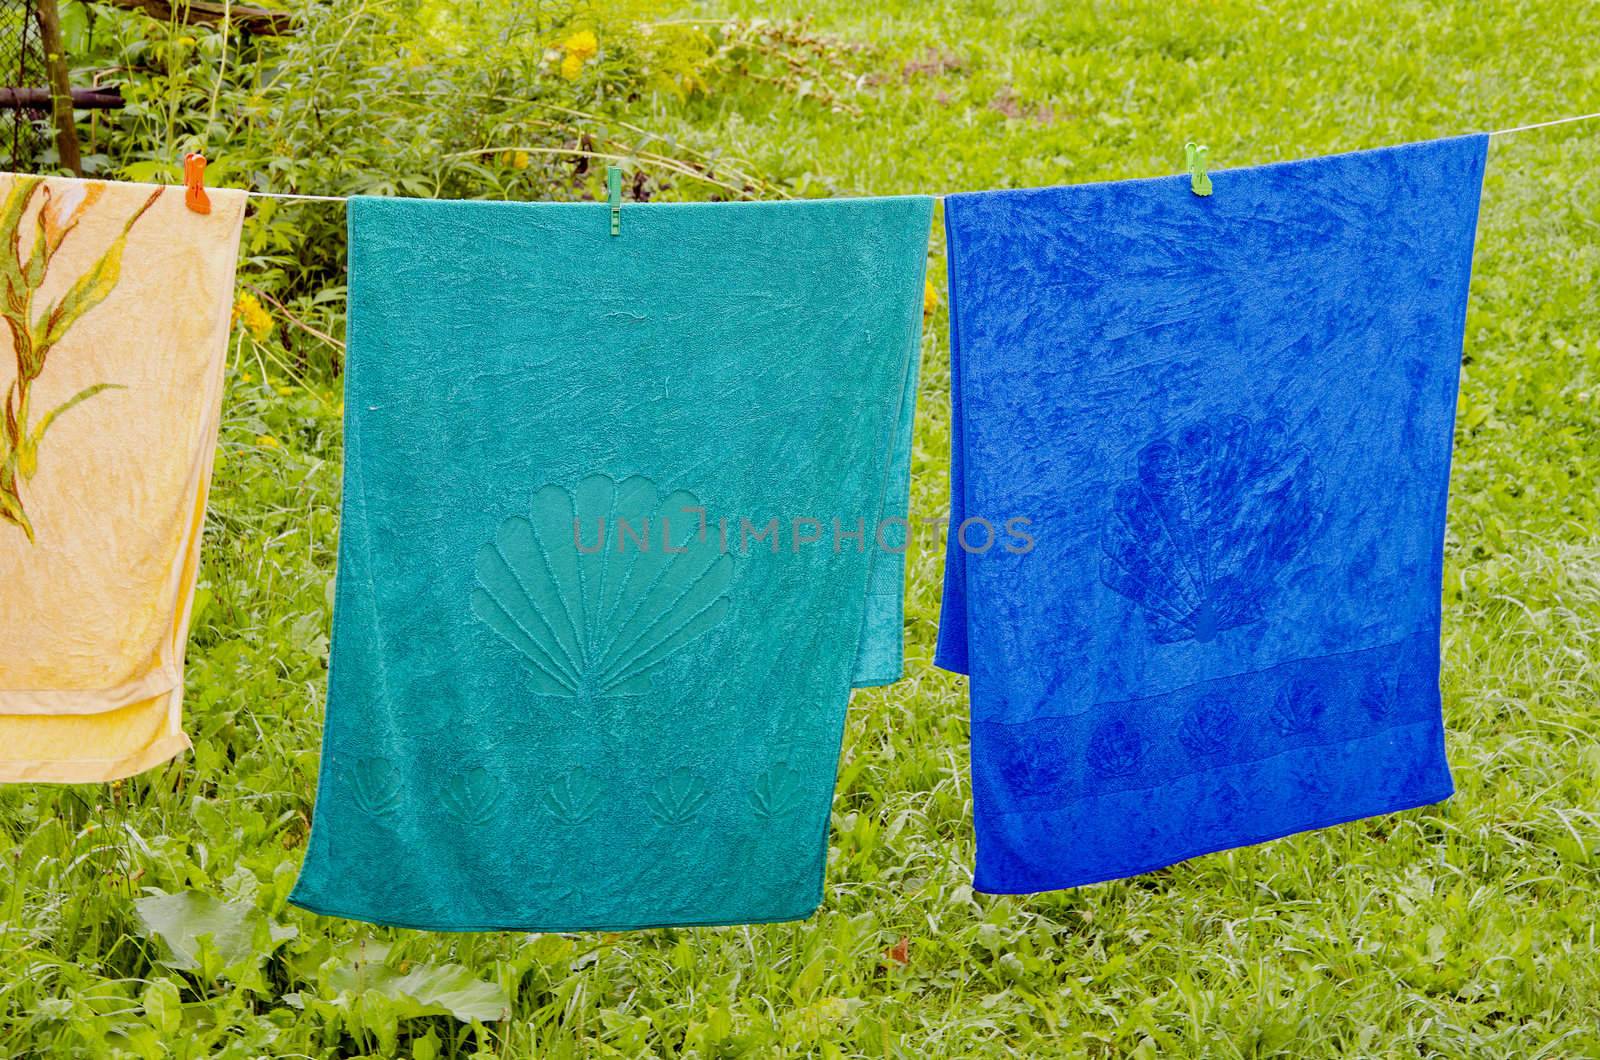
[607,165,622,236]
[1185,142,1213,197]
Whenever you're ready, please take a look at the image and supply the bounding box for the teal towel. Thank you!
[290,194,932,931]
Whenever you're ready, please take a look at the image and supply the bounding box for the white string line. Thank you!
[249,190,347,202]
[240,109,1600,204]
[1491,110,1600,136]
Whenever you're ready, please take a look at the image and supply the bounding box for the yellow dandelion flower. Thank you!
[563,30,598,61]
[560,53,585,81]
[513,150,530,169]
[923,278,939,319]
[256,434,280,450]
[232,292,273,341]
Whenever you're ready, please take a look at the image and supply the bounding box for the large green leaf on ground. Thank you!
[133,890,297,974]
[322,942,511,1023]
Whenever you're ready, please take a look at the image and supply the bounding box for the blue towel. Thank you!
[937,136,1488,892]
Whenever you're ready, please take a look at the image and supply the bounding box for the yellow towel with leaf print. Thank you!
[0,173,245,782]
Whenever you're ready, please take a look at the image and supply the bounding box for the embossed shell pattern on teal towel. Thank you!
[289,194,933,931]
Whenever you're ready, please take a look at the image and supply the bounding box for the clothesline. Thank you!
[239,110,1600,205]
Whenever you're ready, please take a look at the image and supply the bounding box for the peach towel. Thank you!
[0,173,245,782]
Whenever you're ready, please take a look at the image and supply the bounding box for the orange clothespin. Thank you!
[183,153,211,215]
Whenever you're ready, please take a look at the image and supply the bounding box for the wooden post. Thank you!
[0,87,125,110]
[34,0,82,175]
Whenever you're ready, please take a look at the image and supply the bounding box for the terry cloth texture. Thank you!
[937,136,1488,892]
[290,193,932,930]
[0,174,245,783]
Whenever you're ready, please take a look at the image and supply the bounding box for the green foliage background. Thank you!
[2,0,1598,1055]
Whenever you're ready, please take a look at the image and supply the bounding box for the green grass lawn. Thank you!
[3,0,1599,1055]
